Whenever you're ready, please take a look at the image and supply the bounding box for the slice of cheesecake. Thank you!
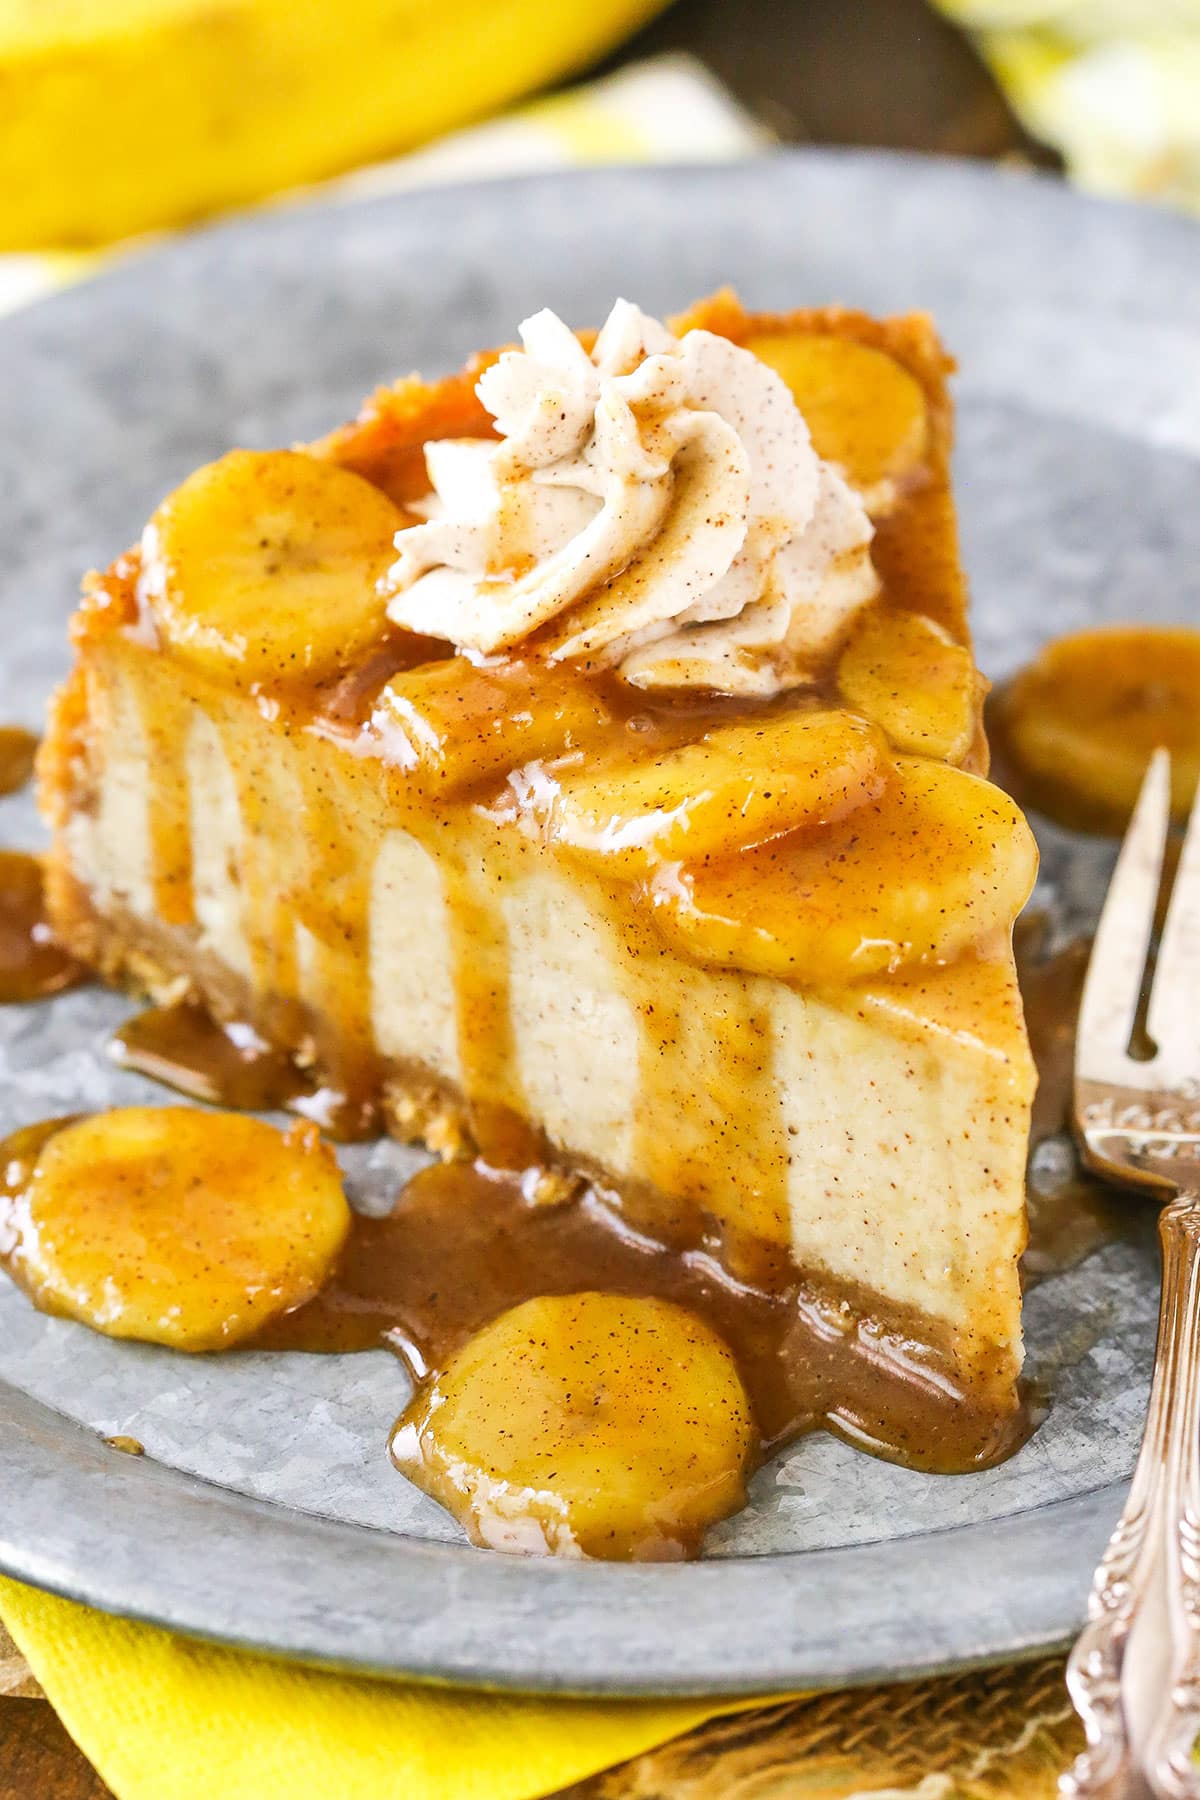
[38,292,1038,1460]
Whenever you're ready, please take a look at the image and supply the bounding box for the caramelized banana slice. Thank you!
[838,606,982,763]
[370,655,609,793]
[992,625,1200,832]
[4,1107,350,1350]
[745,333,928,509]
[523,708,889,872]
[392,1292,755,1560]
[649,757,1038,983]
[140,449,403,687]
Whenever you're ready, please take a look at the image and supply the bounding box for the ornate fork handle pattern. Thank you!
[1061,1191,1200,1800]
[1146,1193,1200,1799]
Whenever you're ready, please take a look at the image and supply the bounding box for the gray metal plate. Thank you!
[0,151,1197,1694]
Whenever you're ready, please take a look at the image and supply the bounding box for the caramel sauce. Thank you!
[633,978,791,1252]
[111,999,313,1111]
[438,834,537,1171]
[0,727,38,797]
[259,1159,1023,1477]
[104,1435,145,1455]
[0,851,88,1003]
[143,705,195,928]
[991,625,1200,835]
[109,1000,377,1141]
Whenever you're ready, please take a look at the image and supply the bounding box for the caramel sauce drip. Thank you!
[632,976,790,1259]
[112,1000,312,1112]
[438,837,539,1171]
[143,707,196,927]
[259,1159,1024,1477]
[0,852,88,1003]
[0,727,38,797]
[109,1000,375,1141]
[137,675,385,1138]
[222,731,303,1025]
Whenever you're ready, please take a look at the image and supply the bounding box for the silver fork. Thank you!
[1061,750,1200,1800]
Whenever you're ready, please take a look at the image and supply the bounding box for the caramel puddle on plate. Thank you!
[0,1109,1029,1560]
[0,851,88,1003]
[262,1157,1028,1472]
[110,1000,378,1141]
[0,727,38,797]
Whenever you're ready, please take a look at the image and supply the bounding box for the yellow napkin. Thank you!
[0,1576,770,1800]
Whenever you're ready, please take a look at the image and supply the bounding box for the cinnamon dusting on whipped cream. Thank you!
[384,300,878,697]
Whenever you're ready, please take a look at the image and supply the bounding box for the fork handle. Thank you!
[1061,1191,1200,1800]
[1144,1191,1200,1799]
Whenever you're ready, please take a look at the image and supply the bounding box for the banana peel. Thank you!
[0,0,668,250]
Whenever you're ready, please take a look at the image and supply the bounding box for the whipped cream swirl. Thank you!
[384,300,878,696]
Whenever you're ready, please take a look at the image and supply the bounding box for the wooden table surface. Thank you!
[0,2,1060,1793]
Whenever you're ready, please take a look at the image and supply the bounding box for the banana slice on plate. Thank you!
[649,756,1039,984]
[140,449,403,688]
[2,1106,350,1351]
[392,1291,756,1560]
[992,625,1200,832]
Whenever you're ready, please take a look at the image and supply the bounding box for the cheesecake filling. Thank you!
[384,300,879,697]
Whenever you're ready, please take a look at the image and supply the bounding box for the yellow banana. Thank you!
[0,0,668,249]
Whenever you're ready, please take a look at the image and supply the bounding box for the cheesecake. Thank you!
[38,292,1038,1451]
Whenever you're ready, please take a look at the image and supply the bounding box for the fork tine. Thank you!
[1076,748,1172,1084]
[1147,764,1200,1075]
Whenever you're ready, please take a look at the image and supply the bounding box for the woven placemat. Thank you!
[559,1657,1080,1797]
[0,1622,40,1700]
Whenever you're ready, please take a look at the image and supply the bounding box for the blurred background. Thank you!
[2,0,1198,313]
